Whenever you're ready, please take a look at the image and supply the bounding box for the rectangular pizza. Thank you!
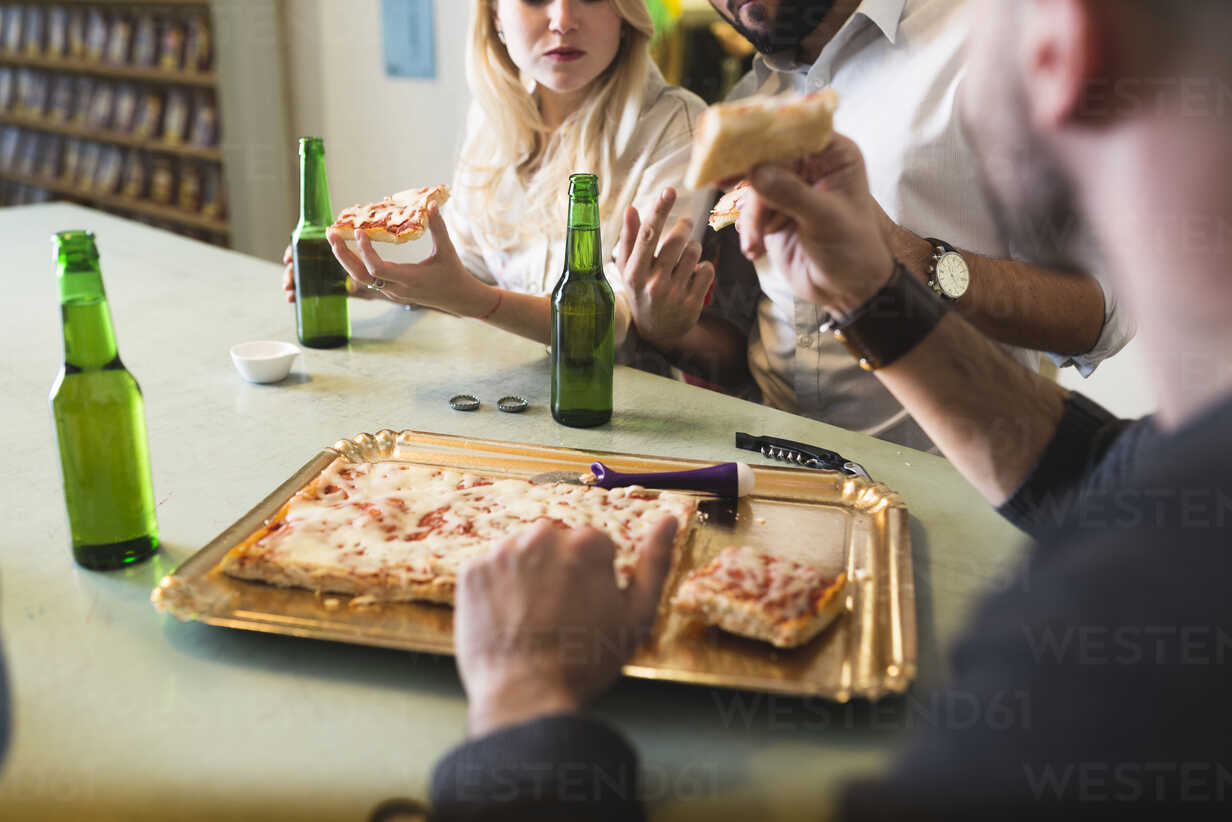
[219,458,698,606]
[671,545,848,648]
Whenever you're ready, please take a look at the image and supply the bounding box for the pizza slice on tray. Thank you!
[219,459,697,606]
[331,185,451,244]
[671,545,847,649]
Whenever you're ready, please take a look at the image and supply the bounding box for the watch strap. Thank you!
[822,261,949,371]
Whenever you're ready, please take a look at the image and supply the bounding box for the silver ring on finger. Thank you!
[370,278,387,291]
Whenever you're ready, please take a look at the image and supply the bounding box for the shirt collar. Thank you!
[859,0,908,45]
[754,0,908,77]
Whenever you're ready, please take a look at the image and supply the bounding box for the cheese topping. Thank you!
[238,461,694,589]
[335,185,450,238]
[681,546,836,620]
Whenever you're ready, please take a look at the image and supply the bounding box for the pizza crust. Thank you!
[330,226,418,245]
[686,89,839,189]
[221,552,458,605]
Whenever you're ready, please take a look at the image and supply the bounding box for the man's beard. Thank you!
[724,0,837,55]
[969,73,1098,274]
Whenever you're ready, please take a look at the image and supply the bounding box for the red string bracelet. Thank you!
[475,290,503,321]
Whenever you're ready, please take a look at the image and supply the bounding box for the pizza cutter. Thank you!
[531,461,755,498]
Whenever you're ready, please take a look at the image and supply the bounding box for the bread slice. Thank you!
[672,545,847,648]
[685,89,839,189]
[332,185,450,244]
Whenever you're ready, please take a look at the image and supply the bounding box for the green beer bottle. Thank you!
[49,231,158,570]
[292,137,350,348]
[551,173,614,428]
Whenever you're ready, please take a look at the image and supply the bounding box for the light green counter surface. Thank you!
[0,204,1024,821]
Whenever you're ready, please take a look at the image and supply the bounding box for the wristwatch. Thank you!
[925,238,970,301]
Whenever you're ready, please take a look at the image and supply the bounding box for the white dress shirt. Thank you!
[722,0,1134,449]
[444,64,711,355]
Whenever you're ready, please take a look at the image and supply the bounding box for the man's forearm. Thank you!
[876,312,1069,506]
[890,227,1105,356]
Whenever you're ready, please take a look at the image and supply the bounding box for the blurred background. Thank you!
[0,0,743,260]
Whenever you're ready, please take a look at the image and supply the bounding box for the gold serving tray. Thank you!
[153,430,915,701]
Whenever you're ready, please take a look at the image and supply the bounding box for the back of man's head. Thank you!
[963,0,1232,311]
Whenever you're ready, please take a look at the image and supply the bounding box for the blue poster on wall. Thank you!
[382,0,436,79]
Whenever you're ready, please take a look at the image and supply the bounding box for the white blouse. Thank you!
[442,65,711,348]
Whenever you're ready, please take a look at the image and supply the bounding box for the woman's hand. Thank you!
[282,244,295,302]
[615,188,715,350]
[325,204,499,317]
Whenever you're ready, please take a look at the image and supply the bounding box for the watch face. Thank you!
[936,251,970,299]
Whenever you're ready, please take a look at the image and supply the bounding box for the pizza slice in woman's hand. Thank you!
[332,185,451,244]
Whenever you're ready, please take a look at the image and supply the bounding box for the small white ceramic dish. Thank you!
[230,341,301,384]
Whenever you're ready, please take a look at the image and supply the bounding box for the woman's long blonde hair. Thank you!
[456,0,656,254]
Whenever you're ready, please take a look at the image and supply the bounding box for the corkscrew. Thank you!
[735,433,871,480]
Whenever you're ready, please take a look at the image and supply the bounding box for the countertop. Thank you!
[0,204,1025,821]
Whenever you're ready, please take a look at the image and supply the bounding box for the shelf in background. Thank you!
[0,53,217,89]
[48,0,209,5]
[0,168,229,235]
[0,111,222,163]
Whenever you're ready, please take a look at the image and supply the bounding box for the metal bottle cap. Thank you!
[449,394,480,412]
[497,396,528,414]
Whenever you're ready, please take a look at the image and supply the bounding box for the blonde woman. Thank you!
[323,0,716,361]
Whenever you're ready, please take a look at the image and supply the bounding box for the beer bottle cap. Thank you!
[449,394,481,412]
[497,396,529,414]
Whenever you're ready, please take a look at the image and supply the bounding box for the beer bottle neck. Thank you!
[297,140,333,229]
[564,198,602,279]
[58,265,119,370]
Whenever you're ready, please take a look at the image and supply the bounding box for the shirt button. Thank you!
[797,333,815,349]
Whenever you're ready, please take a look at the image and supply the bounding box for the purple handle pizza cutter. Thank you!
[587,461,755,498]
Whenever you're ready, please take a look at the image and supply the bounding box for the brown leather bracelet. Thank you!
[821,261,949,371]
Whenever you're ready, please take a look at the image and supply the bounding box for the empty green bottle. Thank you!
[550,173,614,428]
[49,231,158,570]
[293,137,350,348]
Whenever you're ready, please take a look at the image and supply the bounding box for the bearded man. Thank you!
[658,0,1135,449]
